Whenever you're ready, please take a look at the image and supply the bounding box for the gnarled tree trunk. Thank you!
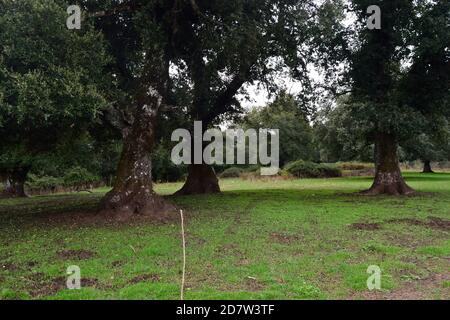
[98,95,175,221]
[2,167,29,198]
[422,160,434,173]
[363,133,415,196]
[175,163,220,196]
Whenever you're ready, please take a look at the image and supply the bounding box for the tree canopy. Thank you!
[0,0,112,196]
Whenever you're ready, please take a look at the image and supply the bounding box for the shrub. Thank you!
[335,162,374,171]
[152,145,187,182]
[62,167,100,188]
[220,167,245,178]
[284,160,342,178]
[317,164,342,178]
[26,174,62,190]
[285,160,319,178]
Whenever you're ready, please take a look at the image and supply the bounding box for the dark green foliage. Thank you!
[0,0,112,186]
[313,98,374,163]
[62,167,101,188]
[29,135,121,185]
[26,174,62,191]
[152,145,187,183]
[401,132,450,164]
[242,93,316,166]
[25,167,102,194]
[346,0,450,143]
[284,160,342,178]
[219,167,245,179]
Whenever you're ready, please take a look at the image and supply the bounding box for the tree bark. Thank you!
[175,164,221,196]
[363,133,415,196]
[422,160,434,173]
[98,97,175,221]
[1,167,29,198]
[174,121,221,196]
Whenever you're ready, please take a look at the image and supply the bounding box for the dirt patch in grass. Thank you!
[350,223,381,231]
[129,274,160,284]
[27,273,101,297]
[243,277,266,291]
[354,272,449,300]
[111,260,124,267]
[424,217,450,230]
[216,244,239,255]
[82,278,101,288]
[387,216,450,231]
[1,262,19,271]
[270,232,300,244]
[236,258,251,266]
[57,249,96,260]
[28,274,66,297]
[0,260,38,273]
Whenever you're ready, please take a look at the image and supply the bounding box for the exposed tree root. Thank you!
[98,189,176,222]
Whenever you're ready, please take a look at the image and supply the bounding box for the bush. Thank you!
[284,160,342,178]
[25,167,103,195]
[152,145,187,182]
[335,162,374,171]
[220,167,245,178]
[318,164,342,178]
[26,174,62,190]
[62,167,101,188]
[285,161,319,178]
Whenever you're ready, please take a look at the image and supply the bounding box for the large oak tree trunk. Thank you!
[1,167,29,198]
[175,164,220,196]
[174,121,221,196]
[363,133,415,196]
[422,160,434,173]
[98,98,175,221]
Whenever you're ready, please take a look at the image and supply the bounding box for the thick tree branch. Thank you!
[204,66,253,125]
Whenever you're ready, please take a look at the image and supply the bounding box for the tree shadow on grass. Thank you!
[2,174,449,229]
[0,193,178,229]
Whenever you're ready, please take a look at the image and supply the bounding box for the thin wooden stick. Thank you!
[180,210,186,300]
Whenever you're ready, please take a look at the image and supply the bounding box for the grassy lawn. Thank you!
[0,173,449,300]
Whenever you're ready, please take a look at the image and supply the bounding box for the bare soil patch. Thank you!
[111,260,125,267]
[243,277,266,291]
[129,274,160,284]
[270,232,300,244]
[387,216,450,231]
[354,272,449,300]
[350,223,381,231]
[1,262,19,271]
[27,273,101,297]
[27,273,66,297]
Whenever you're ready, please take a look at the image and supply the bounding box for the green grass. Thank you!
[0,173,449,300]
